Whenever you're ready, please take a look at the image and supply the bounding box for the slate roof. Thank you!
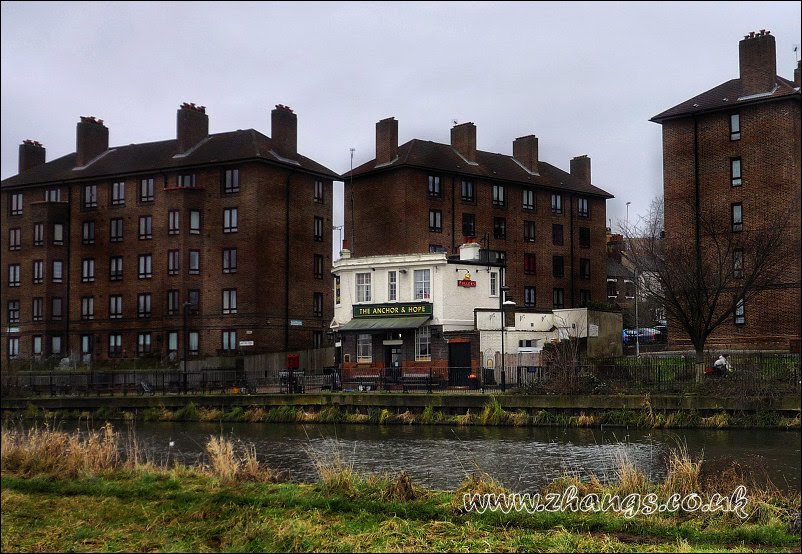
[342,139,614,199]
[1,129,341,188]
[607,258,635,280]
[650,75,800,123]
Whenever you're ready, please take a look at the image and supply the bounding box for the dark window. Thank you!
[223,248,237,273]
[522,188,535,210]
[553,288,564,309]
[109,334,122,357]
[109,256,123,281]
[7,300,20,324]
[52,223,64,245]
[188,250,200,275]
[81,258,95,283]
[32,298,43,321]
[462,213,476,237]
[731,203,743,232]
[579,289,591,306]
[81,296,94,320]
[312,331,323,348]
[461,179,474,202]
[580,258,591,279]
[552,255,564,278]
[552,224,564,246]
[493,217,506,239]
[428,175,442,198]
[314,179,324,202]
[168,250,179,275]
[190,210,201,234]
[578,197,589,218]
[222,289,237,314]
[10,193,23,216]
[82,221,95,245]
[314,216,324,241]
[222,330,237,352]
[138,215,152,239]
[224,169,240,194]
[313,292,323,317]
[429,244,446,253]
[140,178,154,202]
[137,293,152,318]
[524,287,536,307]
[168,210,180,235]
[45,188,61,202]
[733,249,744,278]
[524,221,535,242]
[731,158,742,186]
[492,185,505,207]
[83,185,97,208]
[730,113,740,140]
[314,254,324,279]
[52,260,63,283]
[138,254,152,279]
[32,260,43,284]
[224,208,238,233]
[551,193,562,214]
[109,295,122,319]
[177,174,196,188]
[111,181,125,206]
[110,218,123,242]
[137,332,152,354]
[524,253,536,275]
[9,228,20,251]
[188,289,200,310]
[167,290,179,315]
[734,298,745,325]
[51,297,63,321]
[429,210,442,232]
[579,227,591,248]
[33,223,43,246]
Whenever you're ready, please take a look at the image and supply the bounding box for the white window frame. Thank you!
[388,271,397,301]
[356,333,372,362]
[356,272,371,303]
[415,326,431,361]
[414,269,430,300]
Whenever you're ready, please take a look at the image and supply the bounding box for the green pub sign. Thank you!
[353,303,433,318]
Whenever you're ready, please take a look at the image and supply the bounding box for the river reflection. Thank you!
[25,420,802,493]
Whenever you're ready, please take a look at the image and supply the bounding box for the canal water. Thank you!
[23,420,802,493]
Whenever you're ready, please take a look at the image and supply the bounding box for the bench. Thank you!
[401,373,433,392]
[344,374,381,392]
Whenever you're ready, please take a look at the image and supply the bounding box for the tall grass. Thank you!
[205,434,281,482]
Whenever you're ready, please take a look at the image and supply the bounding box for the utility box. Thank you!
[286,353,299,370]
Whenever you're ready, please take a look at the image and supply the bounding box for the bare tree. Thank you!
[622,196,795,374]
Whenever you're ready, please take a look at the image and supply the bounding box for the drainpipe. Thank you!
[285,171,294,352]
[569,192,575,307]
[451,175,456,252]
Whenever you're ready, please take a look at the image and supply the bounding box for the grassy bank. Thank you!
[1,425,800,552]
[12,396,802,430]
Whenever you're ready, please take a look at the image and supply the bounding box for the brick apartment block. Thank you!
[343,118,613,312]
[1,103,339,362]
[651,30,801,351]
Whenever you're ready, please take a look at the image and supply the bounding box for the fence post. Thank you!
[501,368,506,393]
[428,367,432,394]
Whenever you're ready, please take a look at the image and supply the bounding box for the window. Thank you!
[415,326,431,361]
[7,300,20,324]
[388,271,397,301]
[52,298,63,321]
[578,197,589,218]
[9,228,20,251]
[493,217,506,239]
[81,296,94,320]
[580,258,590,279]
[167,331,178,353]
[356,272,371,302]
[188,289,200,310]
[51,335,63,355]
[731,203,743,232]
[8,264,20,287]
[552,224,564,246]
[524,221,535,242]
[335,275,341,305]
[624,280,635,298]
[137,293,152,318]
[52,223,64,245]
[551,193,562,214]
[312,331,323,348]
[224,208,238,233]
[429,244,445,253]
[223,248,237,273]
[33,223,43,246]
[492,184,506,207]
[137,333,152,354]
[522,188,535,210]
[313,216,323,241]
[83,185,97,208]
[140,178,154,202]
[223,289,237,314]
[414,269,431,300]
[33,260,43,284]
[10,193,23,216]
[524,287,536,307]
[462,213,476,237]
[81,336,92,358]
[553,288,565,309]
[46,188,61,202]
[188,332,199,355]
[734,298,745,325]
[730,158,742,187]
[188,250,200,275]
[428,175,442,197]
[733,248,744,278]
[177,174,195,188]
[8,338,19,359]
[32,298,43,321]
[110,256,123,281]
[82,221,95,245]
[190,210,201,234]
[730,113,740,140]
[461,179,474,202]
[168,250,179,275]
[110,218,123,242]
[222,330,238,352]
[109,295,122,319]
[579,227,591,248]
[52,260,63,283]
[357,334,372,362]
[138,254,152,279]
[314,254,324,279]
[490,272,498,296]
[139,215,152,239]
[33,336,43,356]
[224,169,240,194]
[552,256,564,278]
[109,334,122,357]
[579,289,591,306]
[167,290,179,315]
[607,279,618,299]
[429,210,442,232]
[168,210,180,235]
[81,258,95,283]
[314,179,324,202]
[111,181,125,206]
[313,292,323,317]
[524,253,536,275]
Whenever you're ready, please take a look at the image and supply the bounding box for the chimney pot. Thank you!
[19,139,46,173]
[739,30,776,95]
[75,116,109,166]
[177,102,209,152]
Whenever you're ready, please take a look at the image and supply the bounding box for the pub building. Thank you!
[330,241,504,387]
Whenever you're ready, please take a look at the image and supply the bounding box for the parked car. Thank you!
[622,327,662,345]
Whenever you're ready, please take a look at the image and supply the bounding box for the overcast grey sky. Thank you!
[2,1,800,245]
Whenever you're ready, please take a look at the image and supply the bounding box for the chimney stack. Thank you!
[739,30,776,94]
[375,117,398,165]
[177,102,208,153]
[513,135,539,173]
[450,122,476,163]
[570,155,591,185]
[19,139,45,173]
[271,104,297,158]
[340,239,351,259]
[75,116,109,167]
[795,59,801,87]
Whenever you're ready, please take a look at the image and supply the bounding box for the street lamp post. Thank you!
[499,286,515,393]
[626,201,631,226]
[183,301,193,394]
[634,268,640,357]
